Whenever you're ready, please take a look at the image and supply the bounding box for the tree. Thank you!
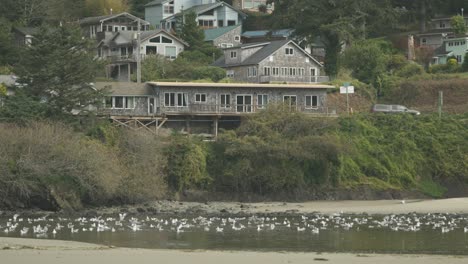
[415,46,435,70]
[462,53,468,72]
[268,0,398,77]
[176,11,205,48]
[15,24,104,119]
[129,0,153,18]
[83,0,129,17]
[451,15,467,36]
[0,18,18,66]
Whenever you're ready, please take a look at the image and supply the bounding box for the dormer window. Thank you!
[440,21,446,28]
[230,51,237,58]
[285,47,294,55]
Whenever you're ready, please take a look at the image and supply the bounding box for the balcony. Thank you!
[259,75,330,84]
[106,54,136,63]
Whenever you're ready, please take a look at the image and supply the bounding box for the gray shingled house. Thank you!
[212,39,328,84]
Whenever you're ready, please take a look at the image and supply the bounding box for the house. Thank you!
[204,25,242,48]
[212,39,328,83]
[432,36,468,64]
[97,81,335,135]
[145,0,246,30]
[79,12,150,40]
[97,29,188,81]
[232,0,274,13]
[11,27,38,47]
[417,16,468,49]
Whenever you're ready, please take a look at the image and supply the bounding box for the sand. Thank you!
[2,198,468,263]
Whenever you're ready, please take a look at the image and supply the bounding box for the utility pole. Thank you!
[137,19,142,84]
[438,90,443,119]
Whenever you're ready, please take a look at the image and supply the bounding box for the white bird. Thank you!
[297,226,306,232]
[13,214,20,222]
[119,213,127,221]
[216,226,223,233]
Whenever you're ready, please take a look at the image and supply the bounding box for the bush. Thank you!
[192,66,226,82]
[395,63,425,78]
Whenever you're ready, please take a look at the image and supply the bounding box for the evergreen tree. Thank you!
[15,24,104,118]
[450,15,467,35]
[177,11,205,49]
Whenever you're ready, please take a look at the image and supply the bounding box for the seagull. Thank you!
[119,213,127,221]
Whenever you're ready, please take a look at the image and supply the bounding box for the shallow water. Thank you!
[1,213,468,254]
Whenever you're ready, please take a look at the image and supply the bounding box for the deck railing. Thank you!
[259,75,330,84]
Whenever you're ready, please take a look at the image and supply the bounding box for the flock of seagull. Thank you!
[1,212,468,239]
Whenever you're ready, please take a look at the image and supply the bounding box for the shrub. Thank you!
[395,63,425,78]
[192,66,226,82]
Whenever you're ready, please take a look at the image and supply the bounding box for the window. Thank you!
[227,20,236,26]
[230,51,237,58]
[281,67,288,76]
[165,46,176,59]
[195,93,207,103]
[106,96,135,109]
[263,66,271,76]
[457,55,462,63]
[305,95,318,109]
[285,47,294,55]
[257,94,268,109]
[226,70,234,78]
[218,20,224,27]
[272,67,279,76]
[199,20,214,28]
[146,46,157,55]
[234,35,240,42]
[150,36,161,43]
[114,96,124,108]
[121,26,126,31]
[283,95,297,109]
[164,92,187,107]
[248,66,257,77]
[164,1,174,14]
[299,68,305,76]
[422,38,427,44]
[289,67,296,76]
[439,21,446,28]
[220,94,231,108]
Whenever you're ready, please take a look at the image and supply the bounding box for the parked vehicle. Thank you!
[371,104,420,115]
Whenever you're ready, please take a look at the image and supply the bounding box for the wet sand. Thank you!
[0,237,467,264]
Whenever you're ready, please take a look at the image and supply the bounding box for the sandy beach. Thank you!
[2,198,468,263]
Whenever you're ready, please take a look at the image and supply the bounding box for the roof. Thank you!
[431,16,468,21]
[145,0,170,7]
[95,82,155,96]
[98,29,189,47]
[79,12,150,26]
[0,75,17,87]
[417,28,454,36]
[148,82,334,89]
[242,29,294,38]
[204,25,240,41]
[162,1,247,22]
[13,27,39,36]
[212,39,322,68]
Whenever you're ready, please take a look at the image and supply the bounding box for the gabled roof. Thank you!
[162,1,247,22]
[204,25,241,41]
[12,27,39,36]
[98,29,189,47]
[79,12,150,26]
[145,0,171,7]
[212,40,322,68]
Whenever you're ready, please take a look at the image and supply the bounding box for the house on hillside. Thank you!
[97,29,188,81]
[232,0,274,13]
[212,39,328,83]
[97,81,335,135]
[432,36,468,64]
[204,25,242,48]
[11,27,38,47]
[417,16,468,49]
[145,0,246,30]
[79,12,150,40]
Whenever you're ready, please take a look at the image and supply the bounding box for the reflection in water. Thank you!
[1,213,468,254]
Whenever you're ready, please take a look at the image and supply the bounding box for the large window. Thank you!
[305,95,318,109]
[257,94,268,109]
[146,46,157,55]
[164,92,188,107]
[220,94,231,108]
[199,20,214,28]
[105,96,135,109]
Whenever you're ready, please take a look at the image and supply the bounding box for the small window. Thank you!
[150,36,161,43]
[161,36,173,43]
[125,97,135,109]
[226,70,234,78]
[230,51,237,58]
[305,95,318,109]
[195,93,207,103]
[422,38,427,44]
[257,94,268,109]
[234,35,240,42]
[272,67,279,76]
[285,47,294,55]
[263,66,271,76]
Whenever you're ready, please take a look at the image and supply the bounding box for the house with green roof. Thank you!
[204,25,242,48]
